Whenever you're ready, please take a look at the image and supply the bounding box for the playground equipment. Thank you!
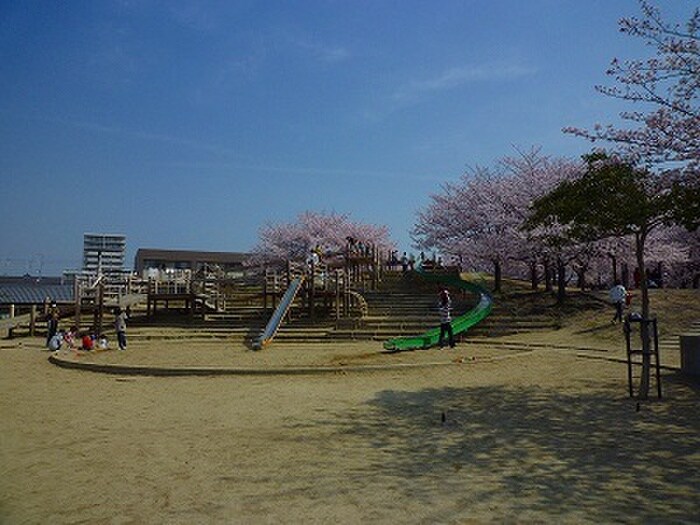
[253,276,305,350]
[382,269,493,351]
[253,244,384,348]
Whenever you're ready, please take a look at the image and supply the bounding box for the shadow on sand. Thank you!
[288,373,700,521]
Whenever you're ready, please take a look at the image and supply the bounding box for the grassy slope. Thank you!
[478,276,700,348]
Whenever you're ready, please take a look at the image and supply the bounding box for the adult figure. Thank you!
[45,301,59,347]
[437,289,455,348]
[115,308,128,351]
[609,282,627,323]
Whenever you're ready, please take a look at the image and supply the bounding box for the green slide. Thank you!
[383,270,493,351]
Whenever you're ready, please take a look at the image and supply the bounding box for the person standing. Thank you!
[437,289,455,348]
[609,282,627,323]
[45,301,59,348]
[115,309,128,351]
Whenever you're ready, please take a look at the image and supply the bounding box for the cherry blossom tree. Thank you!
[657,226,700,287]
[250,211,394,266]
[413,148,580,292]
[564,1,699,173]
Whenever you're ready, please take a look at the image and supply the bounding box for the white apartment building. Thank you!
[83,233,126,277]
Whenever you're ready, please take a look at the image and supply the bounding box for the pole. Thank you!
[74,278,81,328]
[8,304,15,339]
[97,282,104,335]
[30,304,37,336]
[309,260,315,321]
[335,270,340,321]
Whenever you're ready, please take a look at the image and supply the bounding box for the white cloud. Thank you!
[24,115,241,157]
[290,36,351,64]
[393,63,538,103]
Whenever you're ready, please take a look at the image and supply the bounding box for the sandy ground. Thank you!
[1,335,699,524]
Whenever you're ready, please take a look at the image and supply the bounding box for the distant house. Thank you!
[134,249,249,278]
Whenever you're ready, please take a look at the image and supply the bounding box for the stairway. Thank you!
[272,272,559,344]
[117,272,561,346]
[125,279,268,344]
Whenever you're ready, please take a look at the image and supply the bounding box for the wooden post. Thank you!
[30,304,37,336]
[73,279,81,329]
[272,273,278,310]
[8,304,15,339]
[263,268,268,313]
[93,288,99,332]
[309,260,315,321]
[335,270,340,321]
[147,279,151,317]
[96,282,104,335]
[345,251,350,287]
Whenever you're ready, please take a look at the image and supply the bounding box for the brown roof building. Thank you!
[134,249,249,276]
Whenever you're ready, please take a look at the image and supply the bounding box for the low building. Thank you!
[0,275,74,314]
[134,249,249,278]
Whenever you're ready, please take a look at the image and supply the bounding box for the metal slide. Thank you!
[253,276,304,350]
[383,270,493,351]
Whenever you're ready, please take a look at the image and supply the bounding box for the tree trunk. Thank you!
[636,231,651,400]
[544,258,553,292]
[493,259,502,293]
[556,257,566,304]
[577,269,586,291]
[530,261,538,290]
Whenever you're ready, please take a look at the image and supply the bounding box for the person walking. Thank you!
[115,308,128,351]
[609,282,627,323]
[437,289,455,348]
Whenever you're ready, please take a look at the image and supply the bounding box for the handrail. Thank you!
[347,290,369,317]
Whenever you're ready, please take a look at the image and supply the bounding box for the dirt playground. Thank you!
[1,334,699,523]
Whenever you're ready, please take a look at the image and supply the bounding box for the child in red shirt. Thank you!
[81,333,94,351]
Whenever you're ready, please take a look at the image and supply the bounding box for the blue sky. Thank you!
[0,0,694,275]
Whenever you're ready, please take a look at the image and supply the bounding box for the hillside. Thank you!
[484,276,700,347]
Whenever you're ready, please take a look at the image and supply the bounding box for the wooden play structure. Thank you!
[5,243,476,350]
[261,243,381,322]
[253,243,383,348]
